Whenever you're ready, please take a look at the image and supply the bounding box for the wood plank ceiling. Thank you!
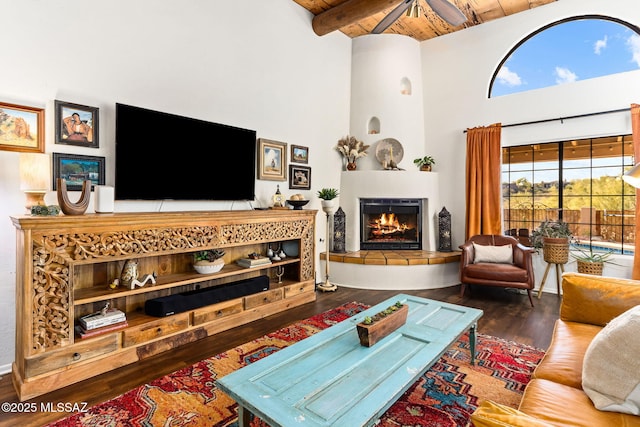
[293,0,557,42]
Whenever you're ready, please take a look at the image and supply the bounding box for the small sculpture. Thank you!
[57,178,91,215]
[130,272,157,290]
[120,259,139,288]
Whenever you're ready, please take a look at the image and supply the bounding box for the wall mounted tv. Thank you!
[115,103,256,201]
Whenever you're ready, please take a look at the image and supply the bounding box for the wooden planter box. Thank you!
[356,303,408,347]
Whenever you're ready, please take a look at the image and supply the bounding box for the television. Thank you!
[115,103,256,201]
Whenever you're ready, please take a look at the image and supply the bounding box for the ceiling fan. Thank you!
[372,0,467,34]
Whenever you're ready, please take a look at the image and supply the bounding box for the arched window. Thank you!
[489,16,640,98]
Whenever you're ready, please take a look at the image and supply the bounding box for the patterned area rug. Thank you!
[46,301,544,427]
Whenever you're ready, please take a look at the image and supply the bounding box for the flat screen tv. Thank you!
[115,103,256,201]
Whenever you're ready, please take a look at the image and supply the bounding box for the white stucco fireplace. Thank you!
[325,170,460,290]
[339,170,440,252]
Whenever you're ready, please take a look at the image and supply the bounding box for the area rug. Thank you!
[46,301,545,427]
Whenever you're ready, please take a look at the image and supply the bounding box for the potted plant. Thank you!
[571,245,615,276]
[193,249,226,274]
[335,135,370,170]
[530,220,572,264]
[413,156,436,171]
[356,301,408,347]
[317,188,339,213]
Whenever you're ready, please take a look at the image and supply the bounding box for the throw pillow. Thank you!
[473,242,513,264]
[582,304,640,415]
[471,400,554,427]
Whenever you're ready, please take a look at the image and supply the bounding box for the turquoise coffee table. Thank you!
[216,294,483,427]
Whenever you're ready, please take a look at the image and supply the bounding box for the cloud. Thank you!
[627,34,640,67]
[496,66,522,86]
[555,67,578,84]
[594,35,607,54]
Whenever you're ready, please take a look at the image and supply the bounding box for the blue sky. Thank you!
[492,18,640,97]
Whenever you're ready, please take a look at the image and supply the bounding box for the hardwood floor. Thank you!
[0,284,561,427]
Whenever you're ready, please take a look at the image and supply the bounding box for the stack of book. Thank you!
[236,256,272,268]
[76,308,128,339]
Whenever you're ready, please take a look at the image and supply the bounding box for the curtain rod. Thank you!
[463,107,629,133]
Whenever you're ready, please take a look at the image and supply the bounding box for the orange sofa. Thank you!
[472,272,640,427]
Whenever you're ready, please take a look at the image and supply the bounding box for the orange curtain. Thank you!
[465,123,502,240]
[631,104,640,279]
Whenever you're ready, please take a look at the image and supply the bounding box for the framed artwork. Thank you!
[0,102,44,153]
[289,165,311,190]
[258,138,287,181]
[53,153,105,191]
[291,144,309,164]
[55,100,99,148]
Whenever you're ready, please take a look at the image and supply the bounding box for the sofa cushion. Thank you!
[533,319,601,389]
[473,242,513,264]
[519,379,640,427]
[464,263,529,283]
[561,272,640,326]
[471,400,554,427]
[582,305,640,415]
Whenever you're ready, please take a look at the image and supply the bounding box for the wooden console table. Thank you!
[11,209,316,400]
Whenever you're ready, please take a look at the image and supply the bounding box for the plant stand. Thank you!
[317,204,337,292]
[537,262,564,299]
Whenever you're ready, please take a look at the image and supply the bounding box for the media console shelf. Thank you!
[11,209,317,401]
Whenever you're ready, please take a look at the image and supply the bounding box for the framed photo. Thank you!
[53,153,105,191]
[55,100,99,148]
[291,144,309,164]
[0,102,44,153]
[289,165,311,190]
[258,138,287,181]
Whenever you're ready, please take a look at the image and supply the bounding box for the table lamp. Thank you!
[19,153,50,211]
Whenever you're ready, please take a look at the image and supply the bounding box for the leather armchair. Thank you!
[459,234,535,307]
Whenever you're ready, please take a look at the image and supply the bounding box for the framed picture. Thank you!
[289,165,311,190]
[0,102,44,153]
[53,153,105,191]
[55,100,99,148]
[258,138,287,181]
[291,144,309,164]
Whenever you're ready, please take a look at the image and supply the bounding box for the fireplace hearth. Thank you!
[360,198,422,250]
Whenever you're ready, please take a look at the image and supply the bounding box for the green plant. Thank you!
[570,245,614,264]
[413,156,436,168]
[317,188,339,200]
[530,220,572,249]
[360,301,405,325]
[194,249,225,263]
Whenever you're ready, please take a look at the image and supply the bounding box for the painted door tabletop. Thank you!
[216,293,483,427]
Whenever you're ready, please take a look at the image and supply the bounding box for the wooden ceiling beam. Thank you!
[312,0,404,36]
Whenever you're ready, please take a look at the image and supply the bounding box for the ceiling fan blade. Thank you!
[372,0,413,34]
[425,0,467,26]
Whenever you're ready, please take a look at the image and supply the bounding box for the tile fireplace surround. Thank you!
[325,171,460,290]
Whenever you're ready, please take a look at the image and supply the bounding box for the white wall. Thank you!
[419,0,640,247]
[0,0,351,372]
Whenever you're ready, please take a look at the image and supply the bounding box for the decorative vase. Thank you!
[356,303,408,347]
[577,260,604,276]
[542,237,569,264]
[193,258,225,274]
[321,199,336,214]
[346,162,357,171]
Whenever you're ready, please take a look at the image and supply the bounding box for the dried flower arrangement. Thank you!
[335,135,370,165]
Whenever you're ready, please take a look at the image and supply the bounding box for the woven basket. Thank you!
[577,260,604,276]
[542,238,569,264]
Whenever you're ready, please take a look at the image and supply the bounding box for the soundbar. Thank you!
[145,275,269,317]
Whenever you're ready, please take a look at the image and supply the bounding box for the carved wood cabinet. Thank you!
[11,209,317,400]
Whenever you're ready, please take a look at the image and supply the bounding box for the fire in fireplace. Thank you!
[360,198,422,250]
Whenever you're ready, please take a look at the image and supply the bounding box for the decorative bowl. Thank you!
[287,199,309,210]
[193,260,225,274]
